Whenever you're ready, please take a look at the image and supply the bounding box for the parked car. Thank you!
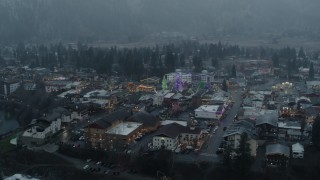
[83,165,89,170]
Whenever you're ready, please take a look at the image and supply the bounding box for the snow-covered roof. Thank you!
[4,174,39,180]
[161,120,187,127]
[106,122,142,136]
[164,93,175,98]
[195,105,220,113]
[292,143,304,152]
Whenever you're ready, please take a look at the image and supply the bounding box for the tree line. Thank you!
[0,41,319,80]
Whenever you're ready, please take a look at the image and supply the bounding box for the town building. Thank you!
[152,123,202,151]
[0,78,21,97]
[84,110,131,149]
[256,112,278,140]
[265,143,290,168]
[19,113,62,146]
[223,120,257,156]
[106,122,143,149]
[194,105,226,120]
[164,70,192,84]
[292,143,304,158]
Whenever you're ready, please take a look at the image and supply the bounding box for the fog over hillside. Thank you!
[0,0,320,43]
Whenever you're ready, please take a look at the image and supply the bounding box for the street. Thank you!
[200,88,243,160]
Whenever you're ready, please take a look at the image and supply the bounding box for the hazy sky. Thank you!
[0,0,320,43]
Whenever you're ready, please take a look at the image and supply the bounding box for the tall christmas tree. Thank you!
[162,77,167,91]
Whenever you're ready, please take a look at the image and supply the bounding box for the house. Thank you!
[84,110,131,149]
[194,105,225,120]
[292,143,304,158]
[19,114,62,146]
[50,107,71,123]
[256,112,278,140]
[67,104,89,121]
[223,120,257,156]
[152,123,202,151]
[278,120,301,140]
[265,143,290,168]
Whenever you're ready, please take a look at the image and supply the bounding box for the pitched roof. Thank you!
[223,120,256,138]
[85,110,131,129]
[256,112,278,127]
[153,123,201,139]
[128,111,159,127]
[266,143,290,157]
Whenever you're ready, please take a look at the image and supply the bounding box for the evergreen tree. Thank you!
[287,60,292,78]
[309,62,314,80]
[260,47,266,59]
[231,64,236,78]
[222,80,228,92]
[312,115,320,147]
[234,133,252,179]
[272,53,279,67]
[211,58,219,68]
[313,52,319,60]
[223,145,233,170]
[298,47,306,59]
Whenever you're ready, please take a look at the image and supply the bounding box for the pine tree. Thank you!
[222,80,228,92]
[234,133,252,179]
[309,62,314,80]
[272,53,279,67]
[223,145,233,170]
[231,64,236,78]
[312,115,320,147]
[298,47,306,59]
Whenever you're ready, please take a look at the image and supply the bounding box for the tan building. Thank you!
[105,122,143,150]
[223,120,257,157]
[84,110,131,149]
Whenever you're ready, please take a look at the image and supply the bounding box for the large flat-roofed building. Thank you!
[164,72,192,83]
[106,122,143,149]
[194,105,225,120]
[84,110,131,149]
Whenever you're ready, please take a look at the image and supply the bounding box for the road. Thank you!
[200,88,243,159]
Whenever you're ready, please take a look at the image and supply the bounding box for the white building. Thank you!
[292,143,304,158]
[306,81,320,90]
[194,105,225,120]
[152,123,202,151]
[20,116,61,146]
[164,70,192,84]
[44,81,70,93]
[0,79,21,96]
